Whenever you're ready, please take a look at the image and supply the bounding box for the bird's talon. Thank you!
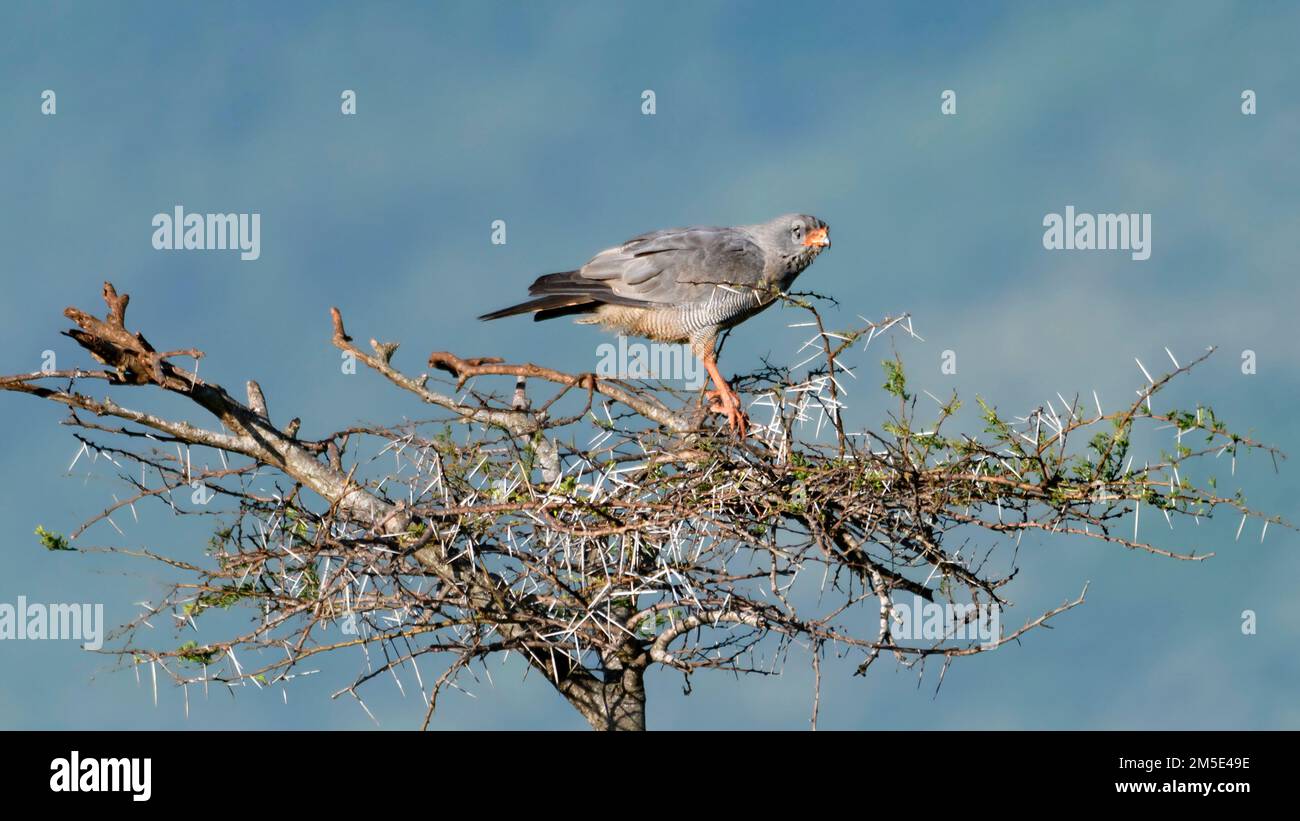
[706,394,749,438]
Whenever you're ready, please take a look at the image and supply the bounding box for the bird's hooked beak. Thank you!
[803,226,830,248]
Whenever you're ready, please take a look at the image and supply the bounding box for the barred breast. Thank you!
[579,286,775,344]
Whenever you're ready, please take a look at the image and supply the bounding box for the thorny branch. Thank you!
[1,282,1288,729]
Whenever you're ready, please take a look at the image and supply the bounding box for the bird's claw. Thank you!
[705,387,749,438]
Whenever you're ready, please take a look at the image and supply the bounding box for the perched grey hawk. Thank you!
[480,214,831,436]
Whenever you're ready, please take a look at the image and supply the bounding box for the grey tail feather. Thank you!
[534,302,599,322]
[528,270,584,295]
[478,294,597,321]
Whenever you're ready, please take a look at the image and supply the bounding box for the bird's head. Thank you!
[750,213,830,279]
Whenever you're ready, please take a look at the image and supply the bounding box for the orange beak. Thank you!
[803,226,830,247]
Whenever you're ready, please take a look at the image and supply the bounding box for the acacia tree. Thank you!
[1,282,1286,730]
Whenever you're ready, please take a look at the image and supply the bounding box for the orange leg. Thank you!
[700,352,748,438]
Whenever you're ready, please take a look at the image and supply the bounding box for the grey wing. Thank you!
[574,226,767,306]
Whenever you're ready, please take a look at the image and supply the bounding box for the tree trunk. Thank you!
[560,662,647,730]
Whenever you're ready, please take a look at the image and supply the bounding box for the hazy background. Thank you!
[1,1,1296,729]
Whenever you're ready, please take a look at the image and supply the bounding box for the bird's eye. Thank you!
[791,223,804,240]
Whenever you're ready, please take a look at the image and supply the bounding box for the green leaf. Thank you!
[35,525,74,552]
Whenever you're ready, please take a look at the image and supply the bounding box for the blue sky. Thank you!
[0,1,1297,729]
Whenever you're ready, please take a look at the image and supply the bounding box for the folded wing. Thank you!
[478,226,766,322]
